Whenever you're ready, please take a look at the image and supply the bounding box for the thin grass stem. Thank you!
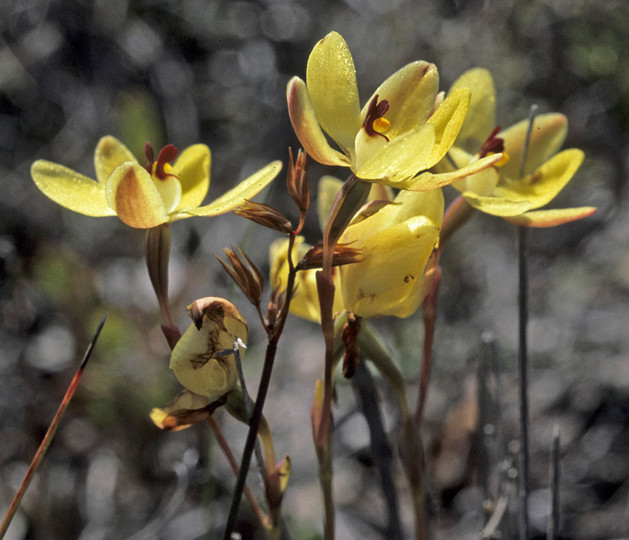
[516,104,538,540]
[517,225,530,540]
[0,313,107,539]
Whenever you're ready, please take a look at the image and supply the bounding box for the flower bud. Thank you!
[216,247,264,307]
[287,148,310,214]
[170,297,248,399]
[234,200,293,234]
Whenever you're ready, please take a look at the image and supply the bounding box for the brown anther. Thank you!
[287,148,310,214]
[362,94,390,141]
[234,200,293,234]
[479,126,504,158]
[144,142,179,179]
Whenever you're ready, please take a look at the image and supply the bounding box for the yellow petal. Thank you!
[269,236,343,323]
[499,113,568,178]
[170,298,248,399]
[452,165,499,196]
[106,163,169,228]
[182,160,282,218]
[401,153,503,191]
[496,149,584,210]
[340,189,442,318]
[425,87,471,166]
[150,390,211,431]
[94,136,138,185]
[504,206,597,227]
[432,145,474,175]
[449,68,496,149]
[31,160,115,217]
[356,123,435,185]
[462,192,532,216]
[154,174,182,214]
[363,61,439,139]
[172,144,211,211]
[287,77,351,167]
[306,32,362,156]
[341,216,440,319]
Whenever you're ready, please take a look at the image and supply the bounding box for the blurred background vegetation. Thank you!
[1,0,627,538]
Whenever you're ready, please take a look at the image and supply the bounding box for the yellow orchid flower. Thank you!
[287,32,503,191]
[31,136,282,229]
[441,68,596,227]
[271,177,442,321]
[338,187,443,319]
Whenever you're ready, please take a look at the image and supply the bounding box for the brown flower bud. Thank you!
[287,148,310,214]
[299,242,363,271]
[266,286,286,332]
[216,247,264,307]
[234,200,293,234]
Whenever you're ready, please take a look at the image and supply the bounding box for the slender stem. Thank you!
[547,426,561,540]
[415,264,442,429]
[207,417,269,528]
[357,324,425,540]
[352,361,403,540]
[233,343,269,495]
[440,195,475,249]
[517,224,530,540]
[516,104,538,540]
[0,313,107,539]
[221,234,298,540]
[316,174,369,540]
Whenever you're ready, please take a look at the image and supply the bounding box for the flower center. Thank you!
[362,95,391,142]
[144,142,179,180]
[143,142,182,214]
[479,126,509,166]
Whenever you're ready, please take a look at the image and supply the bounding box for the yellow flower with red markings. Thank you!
[31,136,281,229]
[287,32,503,191]
[439,68,596,227]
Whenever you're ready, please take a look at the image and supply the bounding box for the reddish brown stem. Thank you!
[414,265,442,429]
[0,314,107,539]
[207,417,268,529]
